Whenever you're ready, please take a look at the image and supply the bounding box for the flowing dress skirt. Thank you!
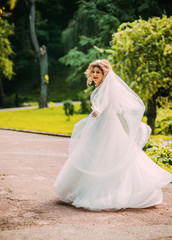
[54,107,172,210]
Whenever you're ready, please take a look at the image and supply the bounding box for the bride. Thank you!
[54,59,172,210]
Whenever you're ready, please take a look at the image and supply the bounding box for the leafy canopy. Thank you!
[0,17,14,79]
[108,15,172,104]
[60,0,171,85]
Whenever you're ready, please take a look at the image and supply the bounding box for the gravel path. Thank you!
[0,130,172,240]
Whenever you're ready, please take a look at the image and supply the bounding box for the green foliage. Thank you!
[78,86,92,113]
[8,0,17,10]
[60,47,87,67]
[63,99,74,120]
[155,108,172,135]
[108,15,172,105]
[62,0,169,52]
[2,0,172,104]
[3,65,82,108]
[9,1,35,73]
[144,138,172,173]
[2,0,77,101]
[141,107,172,136]
[60,0,172,85]
[60,48,107,85]
[2,94,16,107]
[9,0,77,73]
[0,17,14,79]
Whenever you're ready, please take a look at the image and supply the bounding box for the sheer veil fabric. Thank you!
[54,69,172,210]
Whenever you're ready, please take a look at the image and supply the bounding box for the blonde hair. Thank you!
[85,59,112,85]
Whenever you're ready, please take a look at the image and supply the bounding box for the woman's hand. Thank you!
[92,111,99,118]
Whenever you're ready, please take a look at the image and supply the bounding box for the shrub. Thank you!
[78,86,92,114]
[63,99,74,120]
[144,138,172,173]
[3,94,16,108]
[155,108,172,135]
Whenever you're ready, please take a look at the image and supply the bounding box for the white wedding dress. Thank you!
[54,70,172,210]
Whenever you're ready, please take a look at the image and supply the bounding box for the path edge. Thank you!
[0,127,71,138]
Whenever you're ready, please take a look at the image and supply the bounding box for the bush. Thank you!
[155,108,172,135]
[63,99,74,120]
[78,91,90,114]
[144,138,172,173]
[1,94,36,108]
[78,86,92,114]
[2,94,16,108]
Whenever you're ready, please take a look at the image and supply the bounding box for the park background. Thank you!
[0,0,172,173]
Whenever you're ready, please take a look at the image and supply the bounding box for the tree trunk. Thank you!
[29,0,48,108]
[0,75,4,107]
[146,87,170,134]
[39,45,48,108]
[146,94,157,135]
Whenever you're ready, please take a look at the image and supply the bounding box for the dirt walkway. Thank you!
[0,130,172,240]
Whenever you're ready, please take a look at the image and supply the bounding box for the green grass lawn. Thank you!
[0,105,88,135]
[0,105,172,138]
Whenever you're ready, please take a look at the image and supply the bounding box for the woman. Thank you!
[54,59,172,210]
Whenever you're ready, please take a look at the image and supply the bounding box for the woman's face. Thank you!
[91,67,104,87]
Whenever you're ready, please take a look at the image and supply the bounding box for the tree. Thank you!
[4,0,78,103]
[60,0,172,85]
[29,0,48,108]
[107,15,172,134]
[0,16,14,106]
